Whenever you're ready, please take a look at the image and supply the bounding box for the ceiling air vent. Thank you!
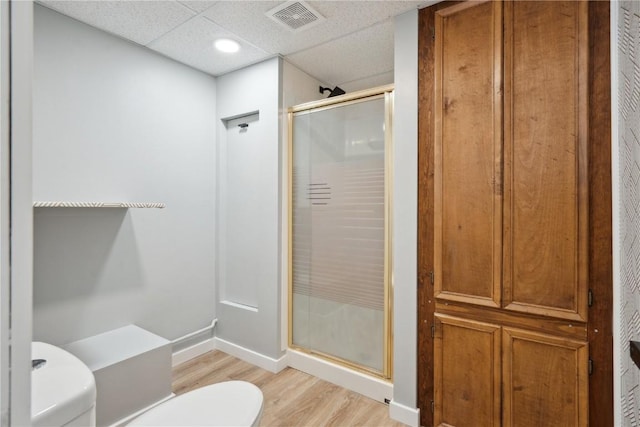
[266,1,326,33]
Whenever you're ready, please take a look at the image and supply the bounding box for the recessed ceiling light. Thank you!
[214,38,240,53]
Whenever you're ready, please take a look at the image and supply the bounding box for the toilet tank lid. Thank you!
[31,342,96,427]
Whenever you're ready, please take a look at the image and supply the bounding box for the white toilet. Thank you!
[128,381,264,427]
[31,342,97,427]
[32,341,263,427]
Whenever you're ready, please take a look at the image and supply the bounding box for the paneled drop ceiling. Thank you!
[38,0,433,92]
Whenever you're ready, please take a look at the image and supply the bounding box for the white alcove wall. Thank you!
[215,57,283,366]
[32,4,217,346]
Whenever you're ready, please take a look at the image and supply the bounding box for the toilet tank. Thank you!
[31,342,97,427]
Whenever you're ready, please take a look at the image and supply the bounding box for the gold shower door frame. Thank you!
[287,85,394,380]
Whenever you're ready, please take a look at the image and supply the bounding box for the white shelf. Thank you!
[33,201,165,209]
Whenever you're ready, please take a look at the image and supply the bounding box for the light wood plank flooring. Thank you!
[172,351,406,427]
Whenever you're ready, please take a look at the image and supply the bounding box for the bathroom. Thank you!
[1,1,422,426]
[6,1,637,426]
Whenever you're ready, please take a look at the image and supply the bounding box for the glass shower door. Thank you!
[290,90,390,377]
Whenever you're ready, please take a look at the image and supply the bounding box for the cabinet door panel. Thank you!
[434,314,501,427]
[434,0,502,307]
[503,0,589,321]
[427,1,594,426]
[502,327,588,427]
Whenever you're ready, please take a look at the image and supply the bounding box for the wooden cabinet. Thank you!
[433,314,500,427]
[435,0,588,318]
[502,0,589,322]
[502,328,589,427]
[429,1,591,426]
[433,314,589,427]
[433,0,502,309]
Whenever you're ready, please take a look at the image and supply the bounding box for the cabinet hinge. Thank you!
[588,289,593,307]
[588,358,593,375]
[431,27,435,41]
[431,400,435,413]
[429,271,435,285]
[431,324,436,338]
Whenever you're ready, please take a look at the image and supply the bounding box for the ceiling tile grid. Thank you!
[201,1,294,54]
[338,71,394,94]
[201,1,422,56]
[177,0,219,14]
[286,19,395,86]
[148,16,272,76]
[38,0,429,89]
[41,0,197,45]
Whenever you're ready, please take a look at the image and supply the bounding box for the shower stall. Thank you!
[288,86,393,378]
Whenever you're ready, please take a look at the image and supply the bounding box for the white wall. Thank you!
[282,60,325,113]
[339,71,394,94]
[8,2,34,425]
[216,57,283,360]
[32,5,217,345]
[0,3,9,421]
[390,9,420,427]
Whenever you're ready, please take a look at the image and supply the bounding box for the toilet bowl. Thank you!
[31,342,97,427]
[32,340,262,426]
[127,380,264,427]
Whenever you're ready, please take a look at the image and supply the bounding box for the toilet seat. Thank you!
[127,381,264,427]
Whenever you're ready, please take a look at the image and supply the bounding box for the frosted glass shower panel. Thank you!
[291,97,386,373]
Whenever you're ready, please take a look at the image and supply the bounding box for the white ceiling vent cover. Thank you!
[266,1,326,32]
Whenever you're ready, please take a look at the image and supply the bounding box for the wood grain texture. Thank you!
[172,351,405,427]
[503,1,589,321]
[436,301,587,341]
[419,2,610,426]
[586,2,613,426]
[434,314,500,427]
[502,328,589,427]
[416,4,441,427]
[434,0,502,308]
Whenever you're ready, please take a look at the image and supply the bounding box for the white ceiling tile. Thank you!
[38,0,434,83]
[40,0,197,45]
[201,1,283,54]
[177,1,219,14]
[148,16,272,76]
[203,1,422,55]
[286,20,394,88]
[338,71,394,94]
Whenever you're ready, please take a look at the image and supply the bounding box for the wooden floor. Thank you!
[172,351,406,427]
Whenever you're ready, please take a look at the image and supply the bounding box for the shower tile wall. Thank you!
[619,1,640,425]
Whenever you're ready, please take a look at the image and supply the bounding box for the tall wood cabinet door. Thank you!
[502,0,589,322]
[433,314,501,427]
[434,0,503,308]
[420,1,610,425]
[502,328,589,427]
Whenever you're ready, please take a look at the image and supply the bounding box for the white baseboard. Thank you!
[389,399,420,427]
[172,338,409,424]
[213,337,288,373]
[172,339,415,426]
[286,349,393,403]
[172,337,215,367]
